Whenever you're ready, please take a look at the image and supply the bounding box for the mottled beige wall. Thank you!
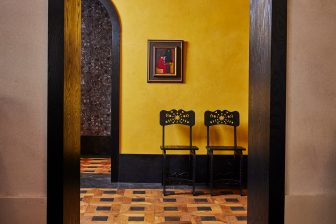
[0,0,47,223]
[286,0,336,223]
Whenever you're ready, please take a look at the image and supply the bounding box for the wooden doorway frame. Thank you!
[47,0,286,223]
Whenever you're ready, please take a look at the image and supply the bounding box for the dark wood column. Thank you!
[47,0,65,223]
[48,0,81,223]
[248,0,287,224]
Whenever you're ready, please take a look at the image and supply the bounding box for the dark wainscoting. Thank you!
[81,136,113,156]
[118,154,247,185]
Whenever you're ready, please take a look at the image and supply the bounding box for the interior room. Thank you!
[1,0,336,224]
[79,0,249,223]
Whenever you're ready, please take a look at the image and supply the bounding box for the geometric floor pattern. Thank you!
[80,158,111,174]
[80,157,247,223]
[80,188,247,224]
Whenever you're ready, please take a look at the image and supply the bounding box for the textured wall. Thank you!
[114,0,250,154]
[0,0,47,223]
[286,0,336,223]
[81,0,112,136]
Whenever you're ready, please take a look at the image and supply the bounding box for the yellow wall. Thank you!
[114,0,249,154]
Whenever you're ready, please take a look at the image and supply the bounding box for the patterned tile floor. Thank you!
[81,188,247,224]
[81,157,111,174]
[80,157,247,224]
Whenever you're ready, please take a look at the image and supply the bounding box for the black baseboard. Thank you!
[80,154,110,158]
[81,136,113,155]
[118,154,247,185]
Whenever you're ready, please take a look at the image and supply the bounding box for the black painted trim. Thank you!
[98,0,121,183]
[47,0,64,223]
[118,154,247,185]
[269,0,287,223]
[81,136,114,156]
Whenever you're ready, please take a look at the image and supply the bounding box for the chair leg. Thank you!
[192,150,196,196]
[209,150,214,196]
[163,151,167,196]
[239,154,243,196]
[161,154,164,185]
[207,150,210,186]
[189,153,192,180]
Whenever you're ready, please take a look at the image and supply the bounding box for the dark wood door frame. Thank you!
[99,0,121,183]
[248,1,287,223]
[48,0,120,223]
[47,0,286,223]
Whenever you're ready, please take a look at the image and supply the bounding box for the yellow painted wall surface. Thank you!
[113,0,249,154]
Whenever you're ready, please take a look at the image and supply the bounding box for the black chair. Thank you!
[204,110,246,195]
[160,109,199,196]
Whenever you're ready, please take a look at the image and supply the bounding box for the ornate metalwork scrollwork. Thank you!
[204,110,239,126]
[160,109,195,126]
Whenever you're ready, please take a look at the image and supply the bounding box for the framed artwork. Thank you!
[147,40,183,83]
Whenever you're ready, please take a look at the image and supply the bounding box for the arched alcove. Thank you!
[80,0,121,181]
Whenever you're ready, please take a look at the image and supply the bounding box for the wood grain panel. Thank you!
[248,0,286,224]
[64,0,81,223]
[248,0,272,223]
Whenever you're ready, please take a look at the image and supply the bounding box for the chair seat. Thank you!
[161,145,199,150]
[206,146,246,151]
